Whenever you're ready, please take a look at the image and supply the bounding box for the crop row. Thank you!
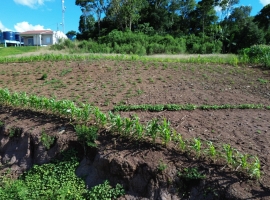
[113,103,269,112]
[0,88,261,179]
[0,53,241,65]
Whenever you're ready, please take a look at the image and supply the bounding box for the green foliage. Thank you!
[40,73,48,80]
[257,78,268,84]
[59,68,72,76]
[86,180,125,199]
[0,151,85,199]
[113,103,265,112]
[74,125,98,147]
[0,88,262,180]
[178,167,206,180]
[0,150,125,199]
[223,144,236,166]
[191,138,202,158]
[157,160,167,172]
[40,131,55,150]
[185,34,222,54]
[8,127,22,138]
[239,45,270,68]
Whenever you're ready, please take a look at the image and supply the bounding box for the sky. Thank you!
[0,0,269,34]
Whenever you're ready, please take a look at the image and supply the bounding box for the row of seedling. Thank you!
[0,88,261,179]
[0,53,241,65]
[113,103,268,112]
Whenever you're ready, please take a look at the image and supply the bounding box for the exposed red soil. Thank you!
[0,59,270,199]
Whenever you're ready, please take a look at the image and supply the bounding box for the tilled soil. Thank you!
[0,58,270,199]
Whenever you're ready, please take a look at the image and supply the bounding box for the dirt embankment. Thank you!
[0,107,269,200]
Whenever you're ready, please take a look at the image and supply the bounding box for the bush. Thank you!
[239,45,270,68]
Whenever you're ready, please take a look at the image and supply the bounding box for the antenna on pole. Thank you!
[62,0,65,33]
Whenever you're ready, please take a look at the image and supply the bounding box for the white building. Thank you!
[20,30,67,46]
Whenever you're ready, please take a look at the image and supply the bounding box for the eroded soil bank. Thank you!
[0,106,269,199]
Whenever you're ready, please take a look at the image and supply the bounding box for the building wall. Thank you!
[41,35,52,45]
[21,34,53,46]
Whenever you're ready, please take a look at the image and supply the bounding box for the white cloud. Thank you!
[260,0,270,6]
[13,0,52,8]
[0,21,12,31]
[14,21,45,32]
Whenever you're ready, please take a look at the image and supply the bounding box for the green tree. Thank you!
[77,14,96,39]
[108,0,147,30]
[254,4,270,31]
[189,0,218,37]
[236,21,265,50]
[169,0,196,35]
[76,0,108,36]
[220,5,252,52]
[66,30,77,37]
[139,0,172,33]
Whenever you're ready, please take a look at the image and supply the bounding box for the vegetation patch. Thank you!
[0,150,125,199]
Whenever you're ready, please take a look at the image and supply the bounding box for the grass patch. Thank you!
[0,46,37,57]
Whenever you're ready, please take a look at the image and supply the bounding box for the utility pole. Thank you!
[62,0,66,33]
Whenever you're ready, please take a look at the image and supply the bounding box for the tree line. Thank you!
[67,0,270,54]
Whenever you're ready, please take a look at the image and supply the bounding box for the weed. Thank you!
[87,180,125,199]
[257,78,268,84]
[157,160,167,172]
[74,124,98,148]
[41,130,55,150]
[178,167,206,180]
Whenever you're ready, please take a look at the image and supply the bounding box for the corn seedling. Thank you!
[159,118,171,147]
[123,117,133,137]
[206,141,217,162]
[146,118,159,144]
[237,153,250,171]
[249,156,261,179]
[93,107,107,128]
[132,115,144,140]
[191,138,202,158]
[223,144,236,167]
[175,134,186,152]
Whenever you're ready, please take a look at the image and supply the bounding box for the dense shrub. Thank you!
[51,30,223,55]
[185,34,222,54]
[239,45,270,68]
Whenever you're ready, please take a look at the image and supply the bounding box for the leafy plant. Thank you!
[191,138,202,158]
[223,144,236,166]
[40,73,48,80]
[59,68,72,77]
[157,160,167,172]
[40,131,55,150]
[86,180,125,199]
[74,124,98,148]
[178,167,206,180]
[249,156,261,179]
[146,118,159,144]
[206,141,217,161]
[159,118,171,146]
[257,78,268,84]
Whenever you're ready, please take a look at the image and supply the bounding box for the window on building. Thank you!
[46,37,51,44]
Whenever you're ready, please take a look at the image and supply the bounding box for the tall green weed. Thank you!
[239,45,270,68]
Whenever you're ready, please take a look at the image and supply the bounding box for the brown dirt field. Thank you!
[0,58,270,199]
